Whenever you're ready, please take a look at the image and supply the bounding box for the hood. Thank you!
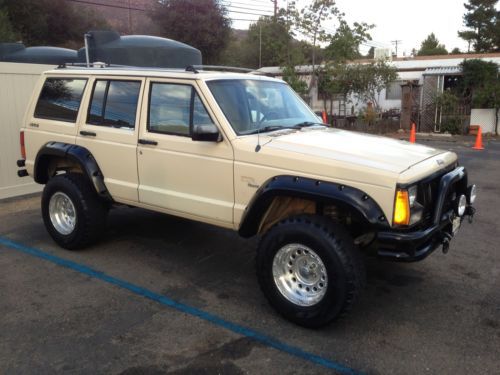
[261,127,446,174]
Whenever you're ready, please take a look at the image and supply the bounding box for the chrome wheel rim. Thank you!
[272,244,328,307]
[49,192,77,235]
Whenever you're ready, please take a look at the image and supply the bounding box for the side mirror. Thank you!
[192,124,222,142]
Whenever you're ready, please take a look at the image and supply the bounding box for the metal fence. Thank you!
[331,117,401,134]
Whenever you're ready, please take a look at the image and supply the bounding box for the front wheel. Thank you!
[256,215,365,328]
[42,173,108,250]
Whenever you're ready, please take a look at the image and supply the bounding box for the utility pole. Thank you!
[128,0,132,34]
[391,40,402,57]
[271,0,277,18]
[259,23,262,68]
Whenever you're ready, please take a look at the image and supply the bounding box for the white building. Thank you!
[259,53,500,133]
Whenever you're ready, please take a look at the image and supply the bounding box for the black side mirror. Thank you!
[192,124,222,142]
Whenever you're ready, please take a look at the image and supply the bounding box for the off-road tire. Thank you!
[42,173,108,250]
[256,214,365,328]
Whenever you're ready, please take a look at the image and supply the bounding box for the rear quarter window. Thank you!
[34,78,87,122]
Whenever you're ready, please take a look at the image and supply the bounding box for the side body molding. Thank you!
[34,142,110,199]
[238,175,390,237]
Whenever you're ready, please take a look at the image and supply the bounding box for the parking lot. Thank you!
[1,139,499,375]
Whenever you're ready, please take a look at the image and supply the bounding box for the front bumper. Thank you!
[376,166,476,262]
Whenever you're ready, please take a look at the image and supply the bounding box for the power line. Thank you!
[67,0,272,21]
[231,18,260,21]
[222,1,274,12]
[225,4,273,13]
[226,9,273,16]
[246,0,275,5]
[66,0,146,11]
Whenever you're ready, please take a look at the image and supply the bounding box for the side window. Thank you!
[193,93,214,126]
[34,78,87,122]
[148,82,215,136]
[87,80,141,130]
[386,81,403,100]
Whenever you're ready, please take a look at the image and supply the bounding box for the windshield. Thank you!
[207,79,321,135]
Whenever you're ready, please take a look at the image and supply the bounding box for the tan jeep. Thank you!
[17,65,477,327]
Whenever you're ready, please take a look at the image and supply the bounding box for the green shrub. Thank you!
[440,117,462,134]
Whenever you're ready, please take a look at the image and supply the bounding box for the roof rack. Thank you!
[57,62,114,69]
[185,65,268,75]
[54,62,272,76]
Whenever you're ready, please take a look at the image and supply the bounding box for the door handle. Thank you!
[80,130,96,137]
[138,139,158,146]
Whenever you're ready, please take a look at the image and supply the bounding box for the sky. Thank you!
[228,0,500,56]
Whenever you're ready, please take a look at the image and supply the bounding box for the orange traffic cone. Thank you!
[322,110,328,124]
[472,126,484,150]
[409,122,416,143]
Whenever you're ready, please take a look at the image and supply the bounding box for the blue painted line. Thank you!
[0,236,362,375]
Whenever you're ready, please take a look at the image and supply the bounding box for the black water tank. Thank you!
[78,30,202,68]
[0,43,78,64]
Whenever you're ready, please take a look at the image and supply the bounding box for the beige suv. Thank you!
[17,66,477,327]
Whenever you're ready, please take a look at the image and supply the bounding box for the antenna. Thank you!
[255,127,261,152]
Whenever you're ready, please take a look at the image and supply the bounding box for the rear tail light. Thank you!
[20,131,26,159]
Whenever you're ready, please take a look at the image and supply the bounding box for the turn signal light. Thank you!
[394,189,410,226]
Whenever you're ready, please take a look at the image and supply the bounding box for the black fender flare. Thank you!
[238,175,390,237]
[34,142,110,199]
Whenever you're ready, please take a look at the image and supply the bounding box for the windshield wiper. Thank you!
[291,121,325,129]
[246,125,290,135]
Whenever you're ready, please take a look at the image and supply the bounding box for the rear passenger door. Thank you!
[77,77,144,203]
[137,78,234,225]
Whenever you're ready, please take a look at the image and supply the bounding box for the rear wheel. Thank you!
[42,173,108,250]
[256,215,365,328]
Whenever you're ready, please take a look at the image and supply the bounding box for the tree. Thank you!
[150,0,231,64]
[242,16,293,68]
[451,47,462,54]
[460,59,500,134]
[432,91,463,134]
[0,8,17,42]
[418,33,448,56]
[318,59,397,115]
[348,60,398,110]
[292,40,324,65]
[324,20,373,62]
[366,46,375,59]
[3,0,108,48]
[282,65,308,96]
[295,0,342,77]
[458,0,499,52]
[218,30,249,68]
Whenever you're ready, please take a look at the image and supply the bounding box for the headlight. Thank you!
[468,184,477,204]
[408,185,418,207]
[457,194,467,216]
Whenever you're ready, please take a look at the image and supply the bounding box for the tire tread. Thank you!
[256,214,365,327]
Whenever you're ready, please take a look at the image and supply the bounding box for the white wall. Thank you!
[0,62,55,199]
[470,108,499,134]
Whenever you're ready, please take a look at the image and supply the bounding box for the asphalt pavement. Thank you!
[1,139,499,375]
